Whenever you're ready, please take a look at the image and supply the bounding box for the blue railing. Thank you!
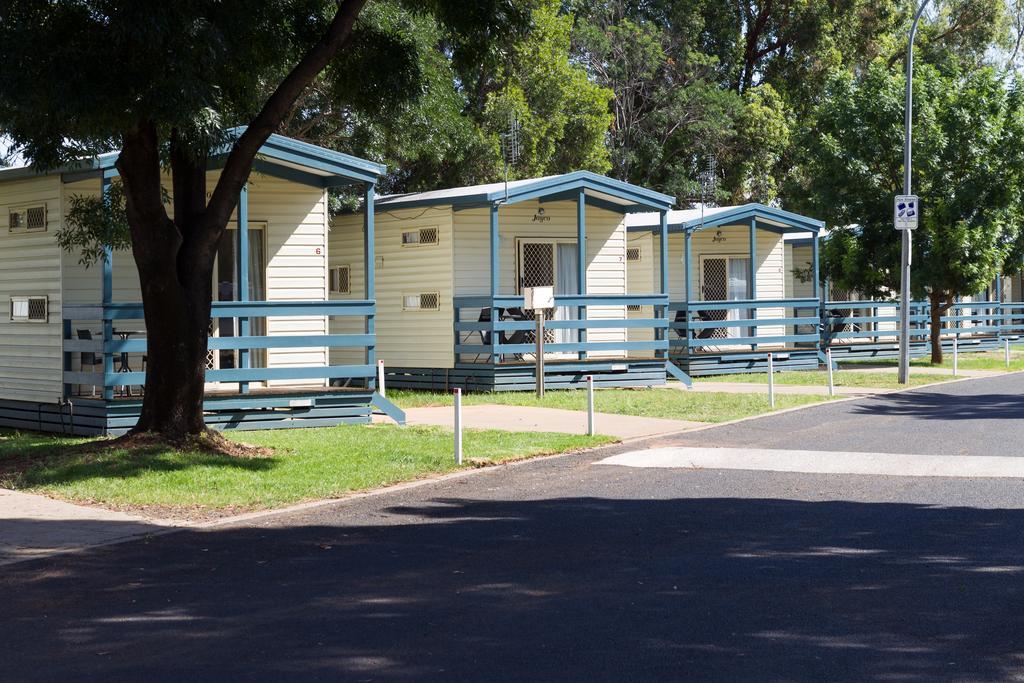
[669,298,821,352]
[820,300,929,346]
[453,294,669,363]
[62,300,375,399]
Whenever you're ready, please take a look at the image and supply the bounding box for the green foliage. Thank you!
[801,61,1024,303]
[483,0,613,178]
[56,182,134,268]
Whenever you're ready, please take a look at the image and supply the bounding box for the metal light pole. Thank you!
[899,0,930,384]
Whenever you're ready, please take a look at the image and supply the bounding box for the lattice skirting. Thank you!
[385,360,667,393]
[0,391,376,437]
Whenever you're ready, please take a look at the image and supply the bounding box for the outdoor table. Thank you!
[113,329,145,396]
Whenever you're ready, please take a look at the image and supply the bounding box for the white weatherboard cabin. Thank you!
[0,131,403,435]
[329,172,676,391]
[626,204,827,377]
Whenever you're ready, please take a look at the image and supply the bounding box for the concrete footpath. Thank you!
[0,488,177,566]
[393,404,704,439]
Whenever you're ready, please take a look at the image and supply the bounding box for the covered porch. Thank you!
[383,172,677,392]
[627,204,826,379]
[57,131,404,436]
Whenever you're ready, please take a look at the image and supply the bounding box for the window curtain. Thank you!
[727,257,751,338]
[555,243,579,344]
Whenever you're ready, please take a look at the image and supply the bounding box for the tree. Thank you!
[482,0,614,178]
[798,60,1024,363]
[0,0,529,445]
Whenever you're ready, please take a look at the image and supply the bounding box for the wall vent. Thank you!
[403,292,440,310]
[402,227,439,246]
[10,295,48,322]
[330,265,351,294]
[626,247,642,262]
[9,205,47,233]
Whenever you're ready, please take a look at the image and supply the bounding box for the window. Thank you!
[10,295,47,322]
[8,205,47,233]
[330,265,351,294]
[403,292,440,310]
[402,227,439,246]
[626,247,642,262]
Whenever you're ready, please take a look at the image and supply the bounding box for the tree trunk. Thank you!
[133,256,214,439]
[929,291,954,366]
[103,1,369,444]
[115,124,219,441]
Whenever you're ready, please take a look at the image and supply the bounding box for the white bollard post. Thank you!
[586,375,595,437]
[377,359,386,397]
[1006,338,1011,368]
[767,353,775,408]
[453,387,463,466]
[826,347,835,397]
[953,335,959,377]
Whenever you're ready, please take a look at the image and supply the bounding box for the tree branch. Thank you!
[203,0,369,240]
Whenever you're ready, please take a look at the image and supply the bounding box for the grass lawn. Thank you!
[700,370,954,389]
[0,425,610,517]
[842,348,1024,372]
[388,388,830,423]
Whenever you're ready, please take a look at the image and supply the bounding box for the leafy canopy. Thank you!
[800,60,1024,301]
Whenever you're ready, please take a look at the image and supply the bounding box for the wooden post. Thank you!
[536,313,545,399]
[659,211,669,359]
[237,183,250,395]
[577,189,587,360]
[365,183,376,385]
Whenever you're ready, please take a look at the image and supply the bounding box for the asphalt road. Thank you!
[2,375,1023,681]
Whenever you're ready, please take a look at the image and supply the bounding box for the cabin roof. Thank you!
[625,203,824,234]
[0,128,385,189]
[375,171,675,213]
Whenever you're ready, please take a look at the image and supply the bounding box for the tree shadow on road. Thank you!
[2,497,1023,681]
[852,390,1024,421]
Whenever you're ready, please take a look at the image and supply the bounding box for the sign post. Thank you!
[895,194,919,387]
[524,286,555,399]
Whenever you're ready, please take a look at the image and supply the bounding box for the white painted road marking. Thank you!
[596,447,1024,479]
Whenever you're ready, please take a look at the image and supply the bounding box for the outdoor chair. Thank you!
[474,307,530,363]
[76,329,104,397]
[675,309,721,353]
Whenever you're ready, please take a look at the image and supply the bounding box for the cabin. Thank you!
[626,204,826,379]
[329,172,676,391]
[0,131,403,436]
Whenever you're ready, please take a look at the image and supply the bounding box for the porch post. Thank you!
[659,211,669,359]
[577,189,587,360]
[684,230,693,303]
[748,218,757,298]
[749,218,757,349]
[101,175,114,401]
[237,183,250,394]
[489,203,500,362]
[811,232,821,300]
[684,229,693,355]
[365,183,376,384]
